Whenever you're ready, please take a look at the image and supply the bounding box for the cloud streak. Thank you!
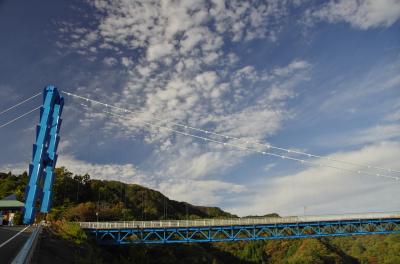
[307,0,400,29]
[229,141,400,217]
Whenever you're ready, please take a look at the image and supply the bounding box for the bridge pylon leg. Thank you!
[40,100,63,213]
[23,85,64,224]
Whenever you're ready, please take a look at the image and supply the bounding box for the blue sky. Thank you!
[0,0,400,217]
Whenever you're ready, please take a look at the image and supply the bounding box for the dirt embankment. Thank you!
[34,228,101,264]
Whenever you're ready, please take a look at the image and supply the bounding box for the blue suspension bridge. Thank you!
[1,85,400,246]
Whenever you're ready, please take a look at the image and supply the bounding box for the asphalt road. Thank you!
[0,225,34,263]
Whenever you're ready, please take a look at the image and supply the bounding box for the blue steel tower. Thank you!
[23,85,64,224]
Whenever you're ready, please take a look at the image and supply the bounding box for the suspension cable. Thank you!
[0,92,41,116]
[0,106,41,129]
[92,106,399,181]
[63,90,400,175]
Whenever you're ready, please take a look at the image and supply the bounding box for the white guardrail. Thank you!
[79,211,400,230]
[12,225,43,264]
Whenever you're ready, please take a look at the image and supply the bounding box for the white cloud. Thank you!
[102,57,118,66]
[310,0,400,29]
[229,141,400,217]
[158,179,247,206]
[385,109,400,122]
[147,42,175,61]
[57,155,139,182]
[273,60,310,77]
[56,0,313,209]
[0,154,156,192]
[0,163,27,175]
[264,163,276,172]
[60,0,289,58]
[353,124,400,145]
[195,71,219,90]
[314,123,400,149]
[318,58,400,114]
[0,153,150,186]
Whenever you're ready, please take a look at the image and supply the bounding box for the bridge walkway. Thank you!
[80,211,400,245]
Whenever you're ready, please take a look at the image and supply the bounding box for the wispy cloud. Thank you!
[306,0,400,29]
[158,179,247,206]
[0,153,145,184]
[353,124,400,145]
[57,155,139,182]
[313,123,400,149]
[317,58,400,114]
[53,0,316,205]
[229,141,400,216]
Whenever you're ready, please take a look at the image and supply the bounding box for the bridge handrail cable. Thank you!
[97,108,399,181]
[0,106,42,129]
[62,90,400,175]
[0,91,41,116]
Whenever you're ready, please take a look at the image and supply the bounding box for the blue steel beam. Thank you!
[86,218,400,245]
[23,85,63,224]
[40,98,63,213]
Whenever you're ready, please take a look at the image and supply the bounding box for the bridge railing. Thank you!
[79,211,400,230]
[11,225,42,264]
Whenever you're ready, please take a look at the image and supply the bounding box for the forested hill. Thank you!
[0,167,235,222]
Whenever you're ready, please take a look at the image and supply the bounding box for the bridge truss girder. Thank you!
[88,218,400,245]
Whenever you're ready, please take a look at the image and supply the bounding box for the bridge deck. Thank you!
[80,211,400,230]
[80,211,400,244]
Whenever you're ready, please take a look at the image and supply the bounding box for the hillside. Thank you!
[1,169,400,263]
[0,168,235,223]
